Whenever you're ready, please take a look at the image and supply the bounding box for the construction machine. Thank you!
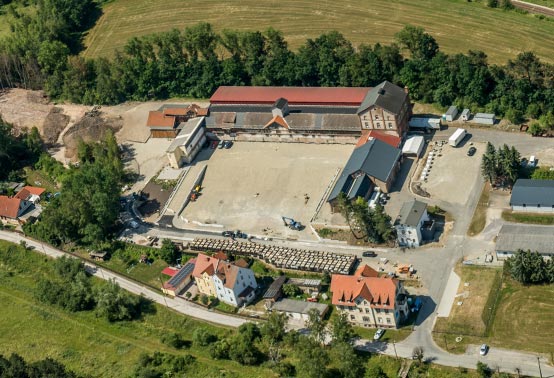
[282,217,303,230]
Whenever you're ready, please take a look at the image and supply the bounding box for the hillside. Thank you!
[83,0,554,63]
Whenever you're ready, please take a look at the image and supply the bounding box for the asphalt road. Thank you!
[0,230,247,328]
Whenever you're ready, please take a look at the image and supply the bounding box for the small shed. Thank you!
[162,260,196,296]
[263,275,287,303]
[89,251,107,261]
[402,136,425,157]
[473,113,495,125]
[408,117,441,130]
[270,299,329,324]
[443,106,458,122]
[461,109,471,122]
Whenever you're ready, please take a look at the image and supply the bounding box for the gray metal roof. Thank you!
[271,298,328,316]
[510,179,554,207]
[263,275,287,299]
[166,117,204,152]
[328,139,401,202]
[395,199,427,227]
[495,224,554,255]
[357,81,407,115]
[474,113,495,119]
[445,106,458,116]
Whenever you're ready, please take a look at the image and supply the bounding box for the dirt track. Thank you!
[512,0,554,16]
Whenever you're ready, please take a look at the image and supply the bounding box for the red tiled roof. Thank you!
[330,265,398,309]
[192,253,219,278]
[162,267,179,277]
[163,108,188,116]
[265,115,289,129]
[146,111,176,128]
[356,130,402,148]
[0,196,21,219]
[213,251,229,261]
[14,189,31,201]
[196,108,209,116]
[18,186,45,197]
[355,265,379,278]
[210,86,371,106]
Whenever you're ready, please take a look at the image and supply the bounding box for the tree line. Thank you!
[0,117,42,182]
[1,0,554,124]
[0,353,78,378]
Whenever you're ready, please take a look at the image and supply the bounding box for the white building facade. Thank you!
[213,263,257,307]
[394,200,429,248]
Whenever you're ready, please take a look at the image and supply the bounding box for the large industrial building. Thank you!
[204,81,411,142]
[510,179,554,213]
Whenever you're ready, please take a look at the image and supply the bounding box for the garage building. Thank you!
[270,298,328,324]
[473,113,495,125]
[495,224,554,260]
[510,179,554,213]
[402,136,425,157]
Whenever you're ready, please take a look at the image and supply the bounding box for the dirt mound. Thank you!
[43,107,70,145]
[62,112,123,160]
[0,89,53,132]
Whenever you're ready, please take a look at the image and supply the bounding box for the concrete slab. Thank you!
[179,142,353,240]
[436,269,461,318]
[157,166,183,180]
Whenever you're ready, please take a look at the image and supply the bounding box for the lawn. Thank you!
[501,210,554,225]
[467,182,490,236]
[0,240,274,378]
[354,326,413,344]
[434,265,501,339]
[24,167,58,193]
[491,278,554,354]
[83,0,554,63]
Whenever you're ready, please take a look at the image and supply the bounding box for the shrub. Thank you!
[192,327,217,347]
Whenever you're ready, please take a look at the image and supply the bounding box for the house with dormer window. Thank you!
[330,265,409,328]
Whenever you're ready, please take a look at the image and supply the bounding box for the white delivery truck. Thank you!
[448,128,467,147]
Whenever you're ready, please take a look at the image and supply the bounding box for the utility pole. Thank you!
[537,356,543,378]
[158,276,169,308]
[443,335,448,351]
[392,340,398,359]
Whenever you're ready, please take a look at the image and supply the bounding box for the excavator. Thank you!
[282,216,303,231]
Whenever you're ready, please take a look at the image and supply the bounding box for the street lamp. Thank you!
[537,356,543,378]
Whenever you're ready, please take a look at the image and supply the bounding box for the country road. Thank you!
[2,229,554,377]
[0,230,247,328]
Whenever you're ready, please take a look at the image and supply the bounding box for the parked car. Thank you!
[373,328,385,340]
[467,147,477,156]
[218,140,225,149]
[233,230,247,238]
[362,251,377,257]
[223,140,233,149]
[222,230,234,237]
[529,155,537,167]
[479,344,489,356]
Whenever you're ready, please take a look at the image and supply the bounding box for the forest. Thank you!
[0,0,553,129]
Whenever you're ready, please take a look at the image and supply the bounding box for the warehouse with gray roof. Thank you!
[510,179,554,213]
[495,224,554,259]
[327,138,402,211]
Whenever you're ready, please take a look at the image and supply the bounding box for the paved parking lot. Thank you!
[181,142,353,240]
[419,139,485,205]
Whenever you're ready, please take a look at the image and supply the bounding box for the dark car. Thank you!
[362,251,377,257]
[467,147,477,156]
[222,231,234,237]
[224,140,233,149]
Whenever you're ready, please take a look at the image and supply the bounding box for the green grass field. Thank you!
[502,209,554,225]
[0,241,273,378]
[491,278,554,354]
[83,0,554,63]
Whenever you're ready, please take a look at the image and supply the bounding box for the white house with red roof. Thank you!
[330,265,409,329]
[0,195,31,225]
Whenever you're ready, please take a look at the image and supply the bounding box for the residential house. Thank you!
[394,199,430,248]
[192,253,258,307]
[263,275,287,303]
[0,195,31,225]
[327,138,402,211]
[330,265,410,329]
[14,186,46,204]
[146,104,208,138]
[495,224,554,260]
[510,179,554,213]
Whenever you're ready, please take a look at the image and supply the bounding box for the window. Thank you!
[365,308,370,313]
[376,308,381,313]
[375,115,380,120]
[364,122,369,127]
[387,318,391,324]
[350,315,355,320]
[378,317,383,323]
[376,122,381,128]
[388,123,393,129]
[384,309,388,314]
[362,316,370,322]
